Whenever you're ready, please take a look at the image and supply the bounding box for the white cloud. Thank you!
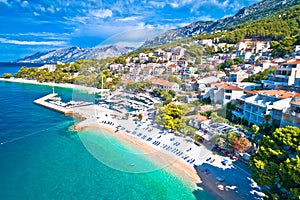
[33,12,39,16]
[170,3,179,8]
[0,0,9,6]
[90,9,112,18]
[148,1,166,8]
[21,1,28,8]
[0,38,67,46]
[117,16,141,22]
[198,15,215,21]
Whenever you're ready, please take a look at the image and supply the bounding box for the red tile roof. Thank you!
[292,101,300,106]
[245,90,300,99]
[149,78,175,87]
[210,82,243,91]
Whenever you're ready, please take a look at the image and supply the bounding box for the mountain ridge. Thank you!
[141,0,300,47]
[16,45,135,64]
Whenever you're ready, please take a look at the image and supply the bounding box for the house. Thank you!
[39,64,56,72]
[229,70,249,83]
[166,64,179,73]
[141,68,153,75]
[280,100,300,128]
[149,77,179,91]
[110,64,124,71]
[232,90,300,126]
[188,115,210,129]
[262,59,300,88]
[209,82,244,105]
[153,67,165,76]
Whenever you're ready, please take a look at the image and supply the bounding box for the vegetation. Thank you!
[242,67,275,83]
[153,88,176,105]
[250,126,300,200]
[155,104,188,132]
[231,136,251,153]
[271,36,298,57]
[167,75,182,85]
[2,73,12,78]
[126,81,152,92]
[217,58,244,71]
[210,112,229,123]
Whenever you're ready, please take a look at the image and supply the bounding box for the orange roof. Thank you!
[149,78,175,87]
[245,90,300,99]
[211,82,243,91]
[292,101,300,106]
[245,90,258,95]
[194,115,209,122]
[189,115,209,122]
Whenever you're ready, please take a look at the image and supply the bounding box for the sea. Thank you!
[0,63,215,200]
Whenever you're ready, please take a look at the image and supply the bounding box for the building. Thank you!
[229,70,249,83]
[209,82,244,105]
[149,77,179,91]
[263,59,300,88]
[280,100,300,128]
[232,90,300,127]
[188,115,210,129]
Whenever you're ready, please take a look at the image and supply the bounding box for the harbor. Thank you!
[33,91,92,114]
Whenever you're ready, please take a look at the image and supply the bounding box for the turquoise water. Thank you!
[0,81,215,200]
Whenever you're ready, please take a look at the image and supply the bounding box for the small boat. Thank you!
[130,163,135,166]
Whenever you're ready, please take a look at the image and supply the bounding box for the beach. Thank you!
[0,77,263,200]
[72,105,259,200]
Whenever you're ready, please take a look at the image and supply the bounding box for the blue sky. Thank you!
[0,0,259,61]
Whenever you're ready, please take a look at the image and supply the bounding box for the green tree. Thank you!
[155,104,186,132]
[2,73,12,78]
[249,126,300,199]
[251,124,260,143]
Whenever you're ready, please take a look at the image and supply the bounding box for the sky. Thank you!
[0,0,260,61]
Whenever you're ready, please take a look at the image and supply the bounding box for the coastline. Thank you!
[72,119,242,200]
[74,121,201,185]
[0,78,99,93]
[1,78,256,200]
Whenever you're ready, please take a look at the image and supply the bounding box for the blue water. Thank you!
[0,80,215,200]
[0,62,43,76]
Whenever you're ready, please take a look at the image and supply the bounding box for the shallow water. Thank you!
[0,81,215,200]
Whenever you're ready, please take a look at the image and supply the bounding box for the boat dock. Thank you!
[34,93,73,114]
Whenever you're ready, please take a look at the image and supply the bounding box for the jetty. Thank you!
[34,93,73,114]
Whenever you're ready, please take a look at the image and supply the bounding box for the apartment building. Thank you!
[263,59,300,88]
[280,101,300,128]
[209,82,244,105]
[232,90,300,127]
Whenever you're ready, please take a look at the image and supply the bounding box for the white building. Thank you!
[209,82,244,105]
[232,90,299,126]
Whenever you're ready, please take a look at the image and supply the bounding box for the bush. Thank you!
[3,73,12,79]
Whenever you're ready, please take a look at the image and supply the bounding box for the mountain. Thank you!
[141,0,300,47]
[16,45,135,63]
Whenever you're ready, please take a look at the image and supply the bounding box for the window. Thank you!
[225,95,231,100]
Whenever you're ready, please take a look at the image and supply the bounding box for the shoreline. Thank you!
[2,78,255,200]
[72,118,242,200]
[0,77,99,93]
[74,122,201,185]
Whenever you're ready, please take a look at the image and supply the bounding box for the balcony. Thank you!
[232,110,243,118]
[236,103,244,109]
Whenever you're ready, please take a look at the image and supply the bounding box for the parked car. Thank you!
[216,176,225,182]
[221,159,228,166]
